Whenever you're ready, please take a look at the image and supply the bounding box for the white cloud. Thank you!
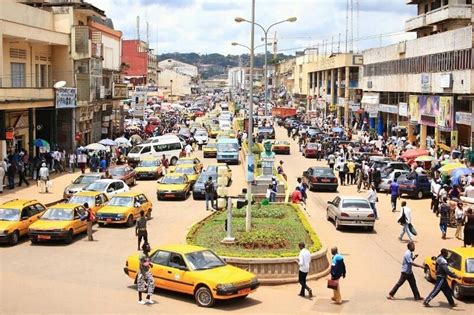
[87,0,416,55]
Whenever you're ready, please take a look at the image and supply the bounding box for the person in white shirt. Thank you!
[297,242,313,298]
[69,152,77,173]
[430,179,441,213]
[464,182,474,199]
[367,185,378,219]
[415,166,424,174]
[38,163,50,193]
[398,201,413,241]
[454,203,465,239]
[184,143,193,157]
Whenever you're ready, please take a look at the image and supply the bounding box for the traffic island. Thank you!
[187,203,330,284]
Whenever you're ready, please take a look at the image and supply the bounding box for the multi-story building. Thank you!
[362,0,473,149]
[227,67,263,91]
[0,0,69,158]
[157,59,199,99]
[122,40,158,86]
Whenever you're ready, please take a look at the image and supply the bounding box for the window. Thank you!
[152,251,170,266]
[447,252,462,271]
[141,146,151,154]
[115,181,124,190]
[11,63,26,87]
[34,204,46,213]
[169,253,187,269]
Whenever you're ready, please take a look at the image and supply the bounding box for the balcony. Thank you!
[405,14,428,32]
[71,26,103,60]
[425,4,472,25]
[0,87,54,106]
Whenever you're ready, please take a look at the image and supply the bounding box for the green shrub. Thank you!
[233,205,286,219]
[237,229,288,249]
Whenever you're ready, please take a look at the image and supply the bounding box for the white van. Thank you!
[127,135,182,166]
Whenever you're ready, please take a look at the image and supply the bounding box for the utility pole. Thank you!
[136,16,140,41]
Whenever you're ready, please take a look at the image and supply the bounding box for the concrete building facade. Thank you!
[122,40,158,86]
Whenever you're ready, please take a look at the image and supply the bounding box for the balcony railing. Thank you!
[0,87,54,103]
[405,4,472,32]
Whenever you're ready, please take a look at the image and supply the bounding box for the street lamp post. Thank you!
[170,79,173,100]
[235,16,297,117]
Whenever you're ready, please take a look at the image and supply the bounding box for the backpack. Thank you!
[398,207,407,225]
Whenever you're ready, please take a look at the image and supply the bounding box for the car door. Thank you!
[140,145,152,158]
[139,194,151,216]
[18,207,33,236]
[331,197,341,219]
[446,251,462,287]
[106,182,117,197]
[116,181,127,194]
[161,252,194,294]
[73,207,86,234]
[149,250,171,288]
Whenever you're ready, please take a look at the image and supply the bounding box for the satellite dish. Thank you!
[54,81,66,89]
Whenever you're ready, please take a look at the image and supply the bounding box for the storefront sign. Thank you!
[350,102,360,111]
[438,96,454,131]
[418,95,439,127]
[361,93,379,106]
[5,128,14,140]
[440,73,452,89]
[379,104,398,114]
[408,95,419,122]
[112,83,128,99]
[337,97,345,107]
[455,111,472,126]
[56,87,77,108]
[399,102,408,117]
[329,104,337,111]
[421,73,431,93]
[366,103,379,118]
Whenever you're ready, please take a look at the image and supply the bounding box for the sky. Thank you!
[87,0,417,56]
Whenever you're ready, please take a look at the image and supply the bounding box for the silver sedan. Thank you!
[326,196,375,231]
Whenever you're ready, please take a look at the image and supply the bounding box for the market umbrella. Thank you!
[415,155,436,162]
[34,138,50,148]
[126,125,141,130]
[130,134,142,142]
[451,167,473,178]
[85,143,107,151]
[401,149,428,160]
[332,127,343,133]
[99,138,116,146]
[438,162,465,175]
[114,137,131,147]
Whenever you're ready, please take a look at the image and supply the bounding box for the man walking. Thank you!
[398,201,413,241]
[423,248,460,307]
[387,242,423,301]
[38,162,50,193]
[330,247,346,304]
[161,154,169,175]
[204,176,216,211]
[17,160,29,187]
[297,242,313,298]
[136,210,148,250]
[83,203,94,241]
[389,179,400,212]
[0,159,5,194]
[439,197,449,239]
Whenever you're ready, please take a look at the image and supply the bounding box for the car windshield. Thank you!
[177,159,194,165]
[0,208,20,221]
[204,165,218,173]
[197,175,216,183]
[466,258,474,273]
[218,143,238,152]
[68,196,94,205]
[205,143,217,149]
[109,168,126,176]
[195,131,207,137]
[185,250,225,271]
[129,146,142,154]
[138,160,159,167]
[161,176,186,184]
[306,143,318,149]
[73,175,99,185]
[41,208,74,220]
[313,168,333,176]
[175,167,195,174]
[108,196,133,207]
[85,182,108,191]
[342,200,371,209]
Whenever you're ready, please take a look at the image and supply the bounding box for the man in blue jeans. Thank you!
[204,176,216,211]
[389,179,400,212]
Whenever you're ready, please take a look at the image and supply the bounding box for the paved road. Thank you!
[1,130,473,314]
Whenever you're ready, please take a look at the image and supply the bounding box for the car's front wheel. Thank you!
[64,230,74,244]
[126,215,134,227]
[194,286,215,307]
[9,230,19,245]
[417,190,423,199]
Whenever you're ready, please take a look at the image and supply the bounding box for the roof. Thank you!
[1,199,39,208]
[113,191,142,197]
[50,203,80,209]
[450,247,474,257]
[156,244,206,254]
[73,191,104,197]
[94,179,123,183]
[164,173,186,177]
[339,196,369,200]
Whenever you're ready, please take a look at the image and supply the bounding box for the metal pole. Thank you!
[222,196,235,242]
[246,0,255,232]
[263,29,268,117]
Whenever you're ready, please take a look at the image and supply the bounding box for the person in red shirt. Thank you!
[291,187,303,204]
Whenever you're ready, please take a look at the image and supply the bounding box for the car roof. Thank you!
[50,203,80,209]
[73,191,104,197]
[109,165,128,169]
[94,179,122,183]
[164,173,186,178]
[449,247,474,257]
[339,196,369,201]
[178,157,196,161]
[140,157,159,161]
[157,244,207,254]
[1,199,40,208]
[114,191,142,197]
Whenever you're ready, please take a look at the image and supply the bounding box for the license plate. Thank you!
[107,218,112,223]
[238,288,251,295]
[38,235,51,240]
[321,179,330,182]
[165,194,174,197]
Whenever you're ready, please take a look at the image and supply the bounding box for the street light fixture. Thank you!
[235,15,297,116]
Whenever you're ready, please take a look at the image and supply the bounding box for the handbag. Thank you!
[327,279,339,290]
[46,180,53,188]
[408,223,417,236]
[397,207,407,225]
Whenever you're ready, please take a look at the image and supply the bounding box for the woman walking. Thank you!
[454,202,464,240]
[137,243,155,305]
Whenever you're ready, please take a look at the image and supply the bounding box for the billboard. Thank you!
[438,96,454,131]
[418,95,439,127]
[56,87,77,108]
[408,95,419,123]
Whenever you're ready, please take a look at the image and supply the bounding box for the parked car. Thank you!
[326,196,375,231]
[302,143,319,158]
[108,165,136,186]
[135,157,163,180]
[397,173,431,199]
[423,247,474,299]
[203,163,232,185]
[123,244,259,307]
[67,191,109,216]
[83,179,130,198]
[169,157,203,173]
[96,192,152,227]
[373,161,411,172]
[203,142,218,158]
[272,140,290,155]
[174,165,200,186]
[377,170,410,192]
[157,174,191,200]
[0,199,47,245]
[28,203,87,244]
[302,167,338,192]
[63,173,106,199]
[194,129,209,145]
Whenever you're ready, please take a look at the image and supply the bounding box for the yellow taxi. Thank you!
[217,130,235,139]
[0,199,47,245]
[157,173,191,200]
[135,157,163,180]
[169,157,203,173]
[174,165,200,185]
[423,247,474,299]
[96,192,152,227]
[67,191,109,215]
[203,142,218,158]
[208,126,220,138]
[123,244,259,307]
[272,140,291,155]
[28,203,87,244]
